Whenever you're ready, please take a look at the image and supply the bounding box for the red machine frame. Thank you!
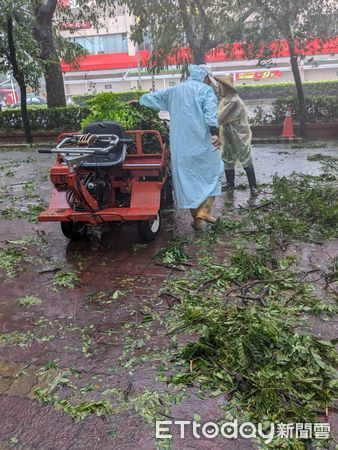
[38,129,170,228]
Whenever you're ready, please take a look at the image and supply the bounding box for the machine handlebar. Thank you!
[38,149,53,154]
[38,134,134,157]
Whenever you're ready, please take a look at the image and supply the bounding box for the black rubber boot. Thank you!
[244,166,258,195]
[224,169,235,189]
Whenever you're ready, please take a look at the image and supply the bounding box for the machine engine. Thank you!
[66,171,112,211]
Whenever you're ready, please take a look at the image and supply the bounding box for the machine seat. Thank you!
[81,121,127,168]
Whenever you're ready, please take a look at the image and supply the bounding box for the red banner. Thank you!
[60,20,91,30]
[58,0,70,7]
[235,70,282,81]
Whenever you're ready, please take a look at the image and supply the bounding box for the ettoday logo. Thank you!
[156,420,275,443]
[155,420,331,443]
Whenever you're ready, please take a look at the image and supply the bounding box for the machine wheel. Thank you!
[161,177,174,208]
[137,212,161,242]
[61,221,88,240]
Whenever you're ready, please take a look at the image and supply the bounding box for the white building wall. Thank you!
[59,9,338,98]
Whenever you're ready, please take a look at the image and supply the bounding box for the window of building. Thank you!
[71,33,128,54]
[138,35,152,51]
[104,84,112,90]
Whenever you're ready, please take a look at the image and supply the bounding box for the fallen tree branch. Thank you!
[36,229,48,244]
[239,201,275,211]
[197,274,223,293]
[155,262,185,272]
[238,294,267,306]
[159,292,182,302]
[38,267,61,274]
[166,318,203,336]
[225,278,285,297]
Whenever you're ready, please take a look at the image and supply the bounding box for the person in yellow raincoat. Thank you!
[215,75,258,195]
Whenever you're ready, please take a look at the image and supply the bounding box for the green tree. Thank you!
[125,0,336,137]
[33,0,67,107]
[33,1,116,107]
[0,0,43,142]
[227,0,337,137]
[1,0,109,136]
[124,0,254,66]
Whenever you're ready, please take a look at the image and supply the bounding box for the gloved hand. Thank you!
[211,135,221,149]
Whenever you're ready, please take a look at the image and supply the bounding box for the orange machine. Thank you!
[38,121,172,241]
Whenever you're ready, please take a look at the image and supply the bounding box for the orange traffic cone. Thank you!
[281,107,296,138]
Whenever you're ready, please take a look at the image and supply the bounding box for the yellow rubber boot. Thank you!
[196,196,217,224]
[190,208,204,230]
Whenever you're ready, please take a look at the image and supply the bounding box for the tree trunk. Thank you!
[7,16,33,143]
[191,46,206,64]
[34,0,66,108]
[288,45,306,138]
[18,82,32,143]
[178,0,208,64]
[44,55,66,108]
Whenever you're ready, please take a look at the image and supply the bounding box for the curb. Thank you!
[0,142,55,150]
[252,137,303,145]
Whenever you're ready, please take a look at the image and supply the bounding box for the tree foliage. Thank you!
[0,0,44,141]
[0,0,43,90]
[125,0,336,136]
[234,0,337,136]
[0,0,116,111]
[123,0,254,66]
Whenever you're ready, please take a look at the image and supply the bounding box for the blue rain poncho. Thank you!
[139,65,224,209]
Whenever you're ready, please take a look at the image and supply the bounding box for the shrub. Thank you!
[0,106,89,131]
[73,90,146,106]
[73,82,338,104]
[81,92,169,151]
[250,95,338,125]
[249,105,275,125]
[272,95,338,123]
[237,80,338,100]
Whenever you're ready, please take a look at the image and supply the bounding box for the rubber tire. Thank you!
[137,212,161,242]
[161,177,174,208]
[61,221,88,240]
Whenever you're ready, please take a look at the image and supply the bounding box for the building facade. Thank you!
[59,8,338,99]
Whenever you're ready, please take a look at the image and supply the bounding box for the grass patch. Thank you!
[59,399,113,421]
[53,271,79,290]
[86,289,128,304]
[172,304,337,423]
[23,179,37,198]
[156,238,190,265]
[225,173,338,242]
[307,153,338,162]
[0,248,22,278]
[163,244,337,447]
[268,174,337,239]
[2,202,45,222]
[17,295,41,307]
[160,170,338,448]
[0,329,55,347]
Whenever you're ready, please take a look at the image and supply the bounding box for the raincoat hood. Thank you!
[188,64,208,83]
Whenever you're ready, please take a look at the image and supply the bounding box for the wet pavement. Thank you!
[0,142,337,449]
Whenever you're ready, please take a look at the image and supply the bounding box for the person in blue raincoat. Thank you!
[139,64,224,230]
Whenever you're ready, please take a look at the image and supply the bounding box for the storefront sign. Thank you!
[60,20,91,29]
[235,70,282,81]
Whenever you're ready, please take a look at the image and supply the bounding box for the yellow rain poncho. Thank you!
[218,91,253,170]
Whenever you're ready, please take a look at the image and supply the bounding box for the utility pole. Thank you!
[136,43,142,89]
[150,40,155,91]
